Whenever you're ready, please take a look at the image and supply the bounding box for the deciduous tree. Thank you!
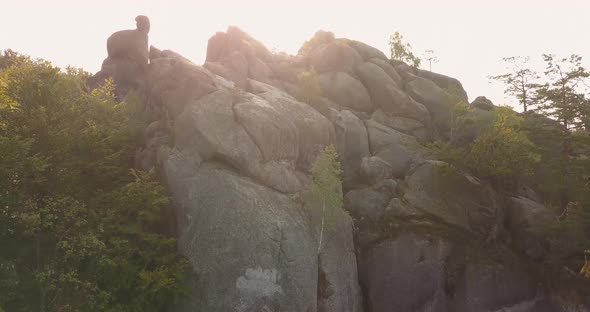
[389,31,421,68]
[307,145,343,254]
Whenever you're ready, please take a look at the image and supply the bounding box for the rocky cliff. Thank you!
[91,17,585,312]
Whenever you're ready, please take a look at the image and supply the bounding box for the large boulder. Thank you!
[206,31,230,62]
[356,62,429,123]
[316,209,364,312]
[218,50,250,86]
[344,187,391,224]
[507,196,554,260]
[207,26,273,63]
[173,79,335,193]
[368,58,403,86]
[168,163,318,312]
[309,41,363,73]
[203,60,245,85]
[146,57,217,117]
[106,15,150,65]
[333,110,371,189]
[318,72,373,112]
[360,156,393,185]
[449,264,554,312]
[249,58,273,83]
[365,120,427,177]
[359,233,452,312]
[405,74,454,136]
[358,233,557,312]
[96,57,146,97]
[174,89,302,193]
[371,109,428,140]
[415,69,468,102]
[299,30,336,55]
[234,95,300,163]
[204,26,276,87]
[150,47,195,64]
[348,40,388,62]
[451,107,494,147]
[89,16,151,98]
[226,26,274,62]
[252,83,336,171]
[470,96,495,111]
[403,161,503,237]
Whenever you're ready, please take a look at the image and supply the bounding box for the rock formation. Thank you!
[91,20,587,311]
[89,15,151,98]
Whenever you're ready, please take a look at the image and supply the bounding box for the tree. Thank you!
[0,51,188,312]
[580,96,590,132]
[436,106,540,189]
[536,54,589,131]
[489,56,540,112]
[389,31,421,68]
[308,145,343,254]
[422,49,439,72]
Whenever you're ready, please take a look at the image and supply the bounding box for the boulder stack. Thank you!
[91,21,577,311]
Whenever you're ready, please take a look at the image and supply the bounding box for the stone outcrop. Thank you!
[318,71,373,112]
[93,20,582,311]
[89,16,151,98]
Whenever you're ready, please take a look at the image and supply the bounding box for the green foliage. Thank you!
[536,54,589,131]
[389,31,421,68]
[0,51,188,312]
[444,86,474,140]
[489,56,540,112]
[435,106,540,188]
[508,53,590,268]
[309,145,343,210]
[527,120,590,266]
[297,69,322,104]
[307,145,343,253]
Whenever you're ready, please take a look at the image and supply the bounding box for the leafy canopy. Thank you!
[389,31,421,68]
[0,50,189,312]
[436,106,540,188]
[309,145,343,211]
[307,145,344,253]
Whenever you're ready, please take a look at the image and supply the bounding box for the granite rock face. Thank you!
[89,16,151,98]
[95,22,574,312]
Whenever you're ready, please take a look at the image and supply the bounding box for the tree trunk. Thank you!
[317,201,325,254]
[37,236,46,312]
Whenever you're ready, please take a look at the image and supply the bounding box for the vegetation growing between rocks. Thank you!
[307,145,344,254]
[297,69,322,105]
[434,106,540,189]
[0,51,189,312]
[444,86,474,141]
[431,51,590,284]
[389,31,421,68]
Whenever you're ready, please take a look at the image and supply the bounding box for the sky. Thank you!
[1,0,589,109]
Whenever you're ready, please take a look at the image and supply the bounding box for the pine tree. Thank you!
[489,56,540,112]
[536,54,589,131]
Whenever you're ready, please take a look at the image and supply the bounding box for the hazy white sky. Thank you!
[2,0,589,108]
